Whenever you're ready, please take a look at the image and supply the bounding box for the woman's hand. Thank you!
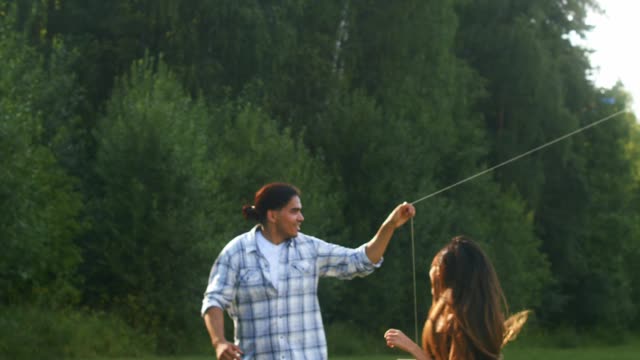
[384,328,429,360]
[384,328,414,351]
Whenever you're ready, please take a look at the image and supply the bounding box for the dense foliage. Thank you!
[1,0,638,356]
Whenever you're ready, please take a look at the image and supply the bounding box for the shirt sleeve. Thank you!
[201,247,238,316]
[314,238,383,279]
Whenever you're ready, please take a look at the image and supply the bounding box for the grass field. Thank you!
[86,342,640,360]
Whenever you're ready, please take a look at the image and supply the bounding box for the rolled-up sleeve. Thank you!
[315,238,383,279]
[201,249,237,316]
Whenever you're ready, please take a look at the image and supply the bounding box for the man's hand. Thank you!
[215,340,244,360]
[385,202,416,229]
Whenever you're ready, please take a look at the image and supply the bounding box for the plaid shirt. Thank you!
[201,226,381,360]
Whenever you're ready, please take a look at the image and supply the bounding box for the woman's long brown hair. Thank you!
[422,236,529,360]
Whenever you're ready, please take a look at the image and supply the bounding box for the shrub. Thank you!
[0,306,154,360]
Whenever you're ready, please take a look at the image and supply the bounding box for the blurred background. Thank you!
[1,1,638,359]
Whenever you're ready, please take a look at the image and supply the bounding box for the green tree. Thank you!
[305,0,550,336]
[623,109,640,329]
[87,55,344,352]
[200,102,345,250]
[559,87,637,329]
[452,0,640,331]
[86,56,216,352]
[0,17,82,306]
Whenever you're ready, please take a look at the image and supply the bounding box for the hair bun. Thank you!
[242,205,259,221]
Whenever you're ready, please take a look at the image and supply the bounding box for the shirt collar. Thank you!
[245,225,260,254]
[245,225,296,253]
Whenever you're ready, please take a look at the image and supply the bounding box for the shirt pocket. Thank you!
[237,267,268,303]
[291,260,312,274]
[289,260,316,295]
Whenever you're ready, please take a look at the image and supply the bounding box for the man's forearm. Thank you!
[365,202,415,263]
[203,307,227,347]
[365,220,396,263]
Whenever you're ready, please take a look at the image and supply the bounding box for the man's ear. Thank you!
[266,209,278,224]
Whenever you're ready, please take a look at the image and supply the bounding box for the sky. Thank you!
[574,0,639,116]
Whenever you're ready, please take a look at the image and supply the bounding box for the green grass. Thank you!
[85,342,640,360]
[338,345,640,360]
[501,343,640,360]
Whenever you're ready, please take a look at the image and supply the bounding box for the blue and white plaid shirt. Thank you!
[202,226,382,360]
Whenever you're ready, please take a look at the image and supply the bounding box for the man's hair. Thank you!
[242,183,301,224]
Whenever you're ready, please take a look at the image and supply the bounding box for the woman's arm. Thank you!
[384,328,431,360]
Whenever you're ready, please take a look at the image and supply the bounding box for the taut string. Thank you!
[406,108,628,349]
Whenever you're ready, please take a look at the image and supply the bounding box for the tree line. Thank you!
[1,0,639,355]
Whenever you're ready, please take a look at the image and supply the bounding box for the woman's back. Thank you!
[385,236,529,360]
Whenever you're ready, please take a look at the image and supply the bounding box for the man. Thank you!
[202,183,415,360]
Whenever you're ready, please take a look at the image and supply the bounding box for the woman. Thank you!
[384,236,529,360]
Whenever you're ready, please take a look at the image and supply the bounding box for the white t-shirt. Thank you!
[256,230,284,288]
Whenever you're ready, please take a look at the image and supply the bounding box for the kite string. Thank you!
[406,108,628,346]
[411,109,629,205]
[410,217,418,344]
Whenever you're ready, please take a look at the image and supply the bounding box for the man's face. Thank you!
[272,195,304,239]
